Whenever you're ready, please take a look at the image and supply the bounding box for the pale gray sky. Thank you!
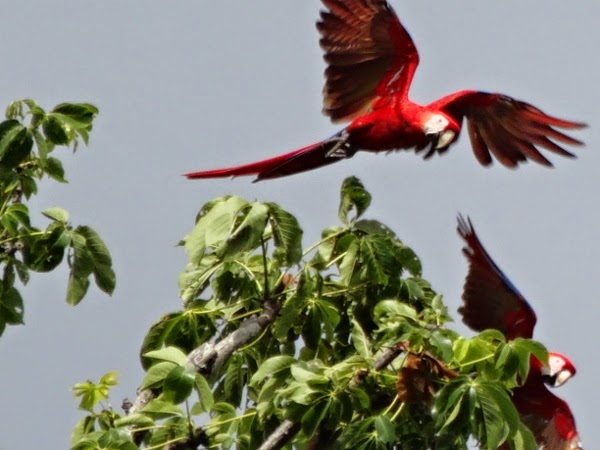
[0,1,597,449]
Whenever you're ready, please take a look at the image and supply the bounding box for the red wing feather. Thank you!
[318,0,419,123]
[430,91,586,167]
[457,215,537,339]
[514,384,582,449]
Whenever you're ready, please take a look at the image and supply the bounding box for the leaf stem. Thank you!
[302,229,346,257]
[0,230,45,245]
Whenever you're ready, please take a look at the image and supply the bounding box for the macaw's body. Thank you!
[186,0,585,181]
[457,216,582,450]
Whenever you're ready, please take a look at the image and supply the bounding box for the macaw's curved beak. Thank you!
[543,368,575,388]
[435,129,455,149]
[424,129,456,158]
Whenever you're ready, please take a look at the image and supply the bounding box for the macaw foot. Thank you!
[325,131,353,158]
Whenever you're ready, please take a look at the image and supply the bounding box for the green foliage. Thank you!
[71,178,544,449]
[0,99,114,336]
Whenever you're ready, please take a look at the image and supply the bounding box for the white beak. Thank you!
[436,130,455,149]
[553,369,573,388]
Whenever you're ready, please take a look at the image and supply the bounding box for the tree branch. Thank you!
[128,296,280,415]
[257,421,302,450]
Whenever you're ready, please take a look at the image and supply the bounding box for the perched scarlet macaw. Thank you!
[457,215,582,450]
[186,0,586,181]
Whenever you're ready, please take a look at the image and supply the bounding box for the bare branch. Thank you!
[128,297,280,416]
[257,421,301,450]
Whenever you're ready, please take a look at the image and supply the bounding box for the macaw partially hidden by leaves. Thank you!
[457,216,582,450]
[186,0,586,181]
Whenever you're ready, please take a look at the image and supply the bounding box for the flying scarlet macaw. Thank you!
[457,215,582,450]
[185,0,586,181]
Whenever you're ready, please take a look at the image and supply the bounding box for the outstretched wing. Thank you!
[457,215,537,340]
[318,0,419,123]
[515,387,583,450]
[429,90,586,167]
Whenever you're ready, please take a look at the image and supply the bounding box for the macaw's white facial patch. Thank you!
[423,114,450,135]
[548,354,566,374]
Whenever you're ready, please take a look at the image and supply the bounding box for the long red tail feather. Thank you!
[185,132,350,181]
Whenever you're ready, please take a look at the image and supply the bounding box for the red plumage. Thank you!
[186,0,586,181]
[457,216,582,450]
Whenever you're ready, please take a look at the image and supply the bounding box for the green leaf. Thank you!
[99,371,119,387]
[511,421,538,450]
[76,225,112,266]
[72,374,115,412]
[273,269,312,341]
[0,286,24,324]
[113,413,155,428]
[139,312,185,369]
[301,398,331,437]
[250,355,296,388]
[314,298,340,337]
[1,203,31,234]
[351,319,371,359]
[301,306,321,349]
[434,376,471,431]
[475,381,515,449]
[51,103,98,126]
[42,207,69,223]
[217,202,269,258]
[453,336,495,369]
[96,429,138,450]
[44,156,66,182]
[13,259,29,285]
[144,346,189,366]
[511,338,548,381]
[65,226,115,304]
[140,399,184,419]
[67,232,95,305]
[373,415,395,444]
[141,361,177,390]
[374,299,418,322]
[66,272,90,306]
[184,195,249,263]
[0,120,33,169]
[76,225,115,295]
[194,374,214,413]
[23,225,68,272]
[290,363,327,385]
[266,202,303,266]
[32,129,51,160]
[163,366,195,404]
[5,100,23,120]
[92,263,116,296]
[353,219,397,237]
[394,245,422,276]
[338,176,371,225]
[0,317,6,338]
[146,417,190,449]
[338,235,359,285]
[361,235,389,285]
[42,114,72,145]
[403,277,425,299]
[222,353,245,404]
[70,415,96,446]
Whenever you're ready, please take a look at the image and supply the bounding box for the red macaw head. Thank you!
[422,112,460,152]
[542,352,577,388]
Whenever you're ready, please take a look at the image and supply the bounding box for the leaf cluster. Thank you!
[0,100,115,336]
[70,177,545,450]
